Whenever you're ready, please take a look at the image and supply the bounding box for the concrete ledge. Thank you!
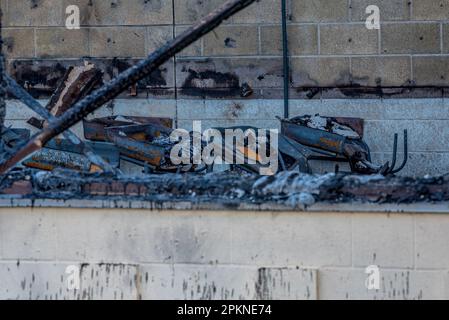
[1,197,449,213]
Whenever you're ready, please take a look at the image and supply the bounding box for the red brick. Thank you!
[1,180,33,195]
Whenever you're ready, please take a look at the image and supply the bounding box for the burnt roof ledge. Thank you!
[1,169,449,212]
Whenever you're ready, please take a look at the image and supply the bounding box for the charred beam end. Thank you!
[0,0,258,174]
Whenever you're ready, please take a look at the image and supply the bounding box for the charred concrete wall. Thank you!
[2,0,449,96]
[0,207,448,300]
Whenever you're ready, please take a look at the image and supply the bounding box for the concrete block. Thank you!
[284,99,389,121]
[121,0,173,25]
[139,264,317,300]
[6,0,64,27]
[290,57,351,87]
[177,99,284,120]
[351,56,411,86]
[320,24,378,55]
[351,0,410,21]
[260,25,318,56]
[112,99,176,119]
[0,0,7,26]
[0,262,80,300]
[352,214,414,268]
[383,98,447,120]
[146,26,173,53]
[175,26,203,57]
[90,27,146,58]
[230,212,352,267]
[364,120,449,153]
[52,209,174,263]
[139,264,256,300]
[170,212,233,264]
[412,0,449,20]
[203,25,259,56]
[413,56,449,86]
[36,28,90,59]
[319,268,448,300]
[174,0,227,24]
[0,209,58,260]
[382,152,449,177]
[416,214,449,269]
[80,264,139,300]
[291,0,348,22]
[2,28,35,59]
[381,23,440,54]
[231,0,282,24]
[443,24,449,53]
[254,267,317,300]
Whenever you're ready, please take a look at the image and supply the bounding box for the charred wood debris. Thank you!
[0,0,442,207]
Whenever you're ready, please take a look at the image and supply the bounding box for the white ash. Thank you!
[252,171,335,205]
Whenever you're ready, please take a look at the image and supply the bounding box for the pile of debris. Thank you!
[0,112,409,177]
[0,0,420,207]
[0,62,410,177]
[0,0,410,179]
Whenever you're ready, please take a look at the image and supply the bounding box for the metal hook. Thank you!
[389,130,408,175]
[388,133,398,174]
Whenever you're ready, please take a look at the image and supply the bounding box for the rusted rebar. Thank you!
[0,0,258,174]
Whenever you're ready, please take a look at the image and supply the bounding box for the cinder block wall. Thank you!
[2,0,449,95]
[0,207,448,300]
[2,0,449,176]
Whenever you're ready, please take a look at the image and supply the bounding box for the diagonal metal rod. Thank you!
[5,75,116,173]
[0,0,257,174]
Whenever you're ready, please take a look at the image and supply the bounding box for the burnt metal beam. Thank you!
[5,75,117,173]
[27,63,103,129]
[0,0,258,174]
